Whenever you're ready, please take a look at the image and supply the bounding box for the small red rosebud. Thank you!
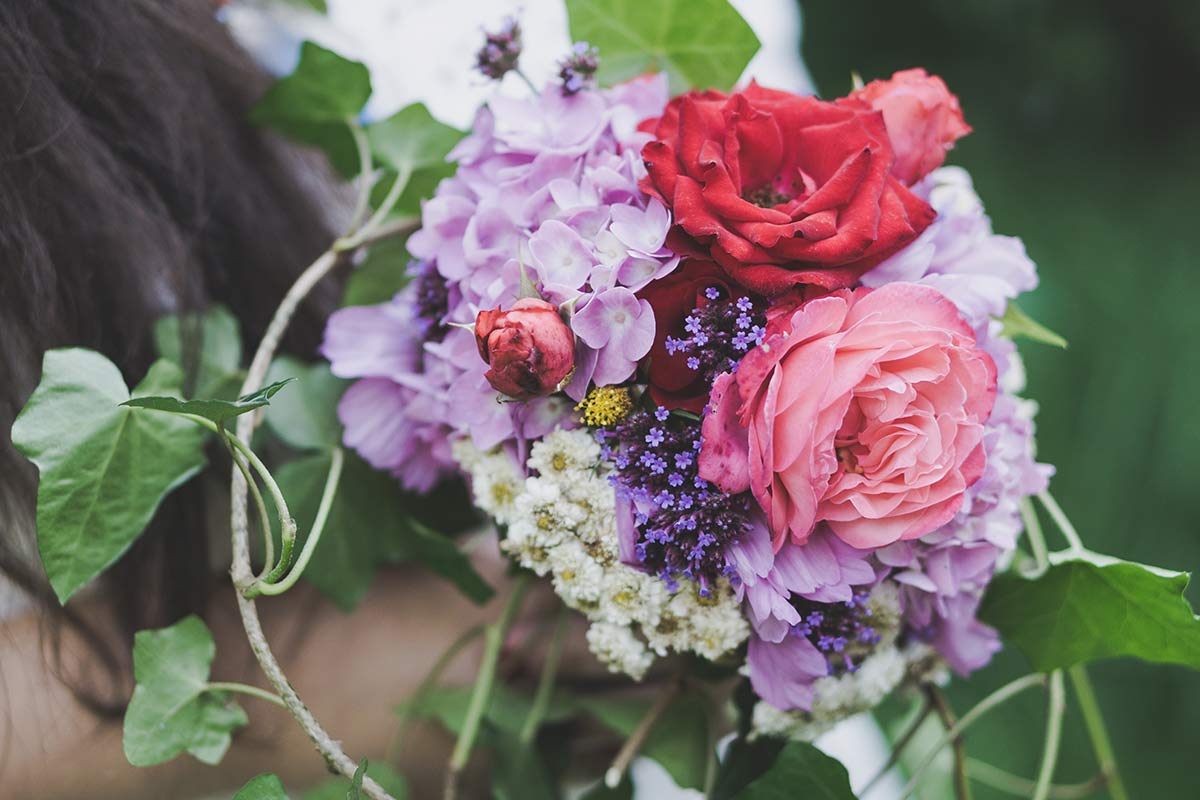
[474,298,575,400]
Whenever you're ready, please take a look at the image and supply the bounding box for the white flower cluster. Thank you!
[750,582,930,741]
[455,428,749,679]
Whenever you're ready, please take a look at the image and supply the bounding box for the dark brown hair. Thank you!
[0,0,339,712]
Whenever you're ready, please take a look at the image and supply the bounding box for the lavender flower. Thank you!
[665,291,767,388]
[475,17,522,81]
[558,41,599,95]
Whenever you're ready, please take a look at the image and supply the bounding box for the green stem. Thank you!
[223,435,275,574]
[604,677,683,789]
[926,685,973,800]
[347,118,376,235]
[861,699,935,796]
[206,681,287,708]
[1038,491,1087,554]
[389,623,487,764]
[1021,497,1049,568]
[515,68,540,94]
[967,759,1106,799]
[444,574,532,800]
[359,165,411,240]
[252,447,345,597]
[1068,665,1128,800]
[1032,671,1066,800]
[519,605,569,745]
[900,674,1047,799]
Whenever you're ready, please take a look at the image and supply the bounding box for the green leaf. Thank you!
[153,305,243,399]
[122,378,295,426]
[280,0,327,12]
[348,759,366,799]
[709,736,785,800]
[302,763,409,800]
[999,302,1068,348]
[342,235,413,307]
[738,741,856,799]
[492,733,559,800]
[122,616,248,767]
[251,42,372,176]
[274,453,493,610]
[398,683,575,738]
[234,774,290,800]
[264,357,348,450]
[566,0,760,92]
[11,350,208,603]
[979,554,1200,672]
[366,103,463,186]
[579,694,710,790]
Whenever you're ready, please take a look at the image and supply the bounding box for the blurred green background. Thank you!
[798,0,1200,796]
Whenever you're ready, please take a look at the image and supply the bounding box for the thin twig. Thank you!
[967,758,1106,799]
[444,574,532,800]
[1067,665,1128,800]
[519,605,569,745]
[900,673,1047,799]
[860,699,935,796]
[926,685,973,800]
[206,681,287,708]
[1032,671,1066,800]
[346,118,376,235]
[603,678,683,789]
[1038,491,1087,554]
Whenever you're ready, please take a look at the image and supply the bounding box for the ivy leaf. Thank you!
[343,235,413,307]
[566,0,760,92]
[366,103,463,192]
[122,378,295,426]
[578,693,710,790]
[11,350,208,603]
[302,763,409,800]
[738,741,857,799]
[709,736,785,800]
[979,553,1200,672]
[999,302,1068,348]
[252,42,372,176]
[348,760,367,799]
[122,616,248,767]
[234,774,289,800]
[275,453,494,611]
[264,357,348,450]
[153,305,243,399]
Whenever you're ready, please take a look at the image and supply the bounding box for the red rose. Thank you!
[845,68,971,186]
[474,298,575,399]
[638,260,733,412]
[639,82,934,296]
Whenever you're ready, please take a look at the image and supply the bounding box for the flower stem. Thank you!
[1020,497,1049,568]
[1068,664,1128,800]
[604,677,683,789]
[515,68,540,95]
[1037,491,1087,554]
[926,685,973,800]
[519,605,569,745]
[206,681,287,708]
[967,759,1107,799]
[346,118,376,235]
[900,673,1047,799]
[252,447,344,597]
[1032,671,1066,800]
[223,435,274,573]
[861,699,934,796]
[444,574,532,800]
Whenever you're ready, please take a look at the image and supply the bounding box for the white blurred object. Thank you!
[224,0,813,126]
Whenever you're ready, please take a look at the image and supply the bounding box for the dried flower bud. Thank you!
[558,41,599,95]
[475,17,523,81]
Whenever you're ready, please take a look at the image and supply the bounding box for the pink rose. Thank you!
[474,298,575,399]
[699,283,996,550]
[845,68,971,186]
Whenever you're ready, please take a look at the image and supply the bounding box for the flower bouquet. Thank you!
[12,2,1200,799]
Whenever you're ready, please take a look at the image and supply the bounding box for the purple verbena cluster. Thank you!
[410,260,451,342]
[665,290,766,388]
[475,17,522,81]
[558,41,600,95]
[790,591,880,674]
[601,406,751,594]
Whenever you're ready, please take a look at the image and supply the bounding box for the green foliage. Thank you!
[234,774,289,800]
[122,616,248,767]
[399,683,574,737]
[999,302,1068,349]
[252,42,372,176]
[343,236,413,307]
[578,693,710,790]
[566,0,760,92]
[264,357,348,450]
[367,103,463,191]
[123,378,294,426]
[153,305,243,399]
[275,453,493,610]
[580,775,633,799]
[303,763,409,800]
[11,350,208,603]
[709,736,785,800]
[981,554,1200,672]
[491,734,559,800]
[737,741,857,799]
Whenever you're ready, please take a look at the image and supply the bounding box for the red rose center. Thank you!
[742,184,793,209]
